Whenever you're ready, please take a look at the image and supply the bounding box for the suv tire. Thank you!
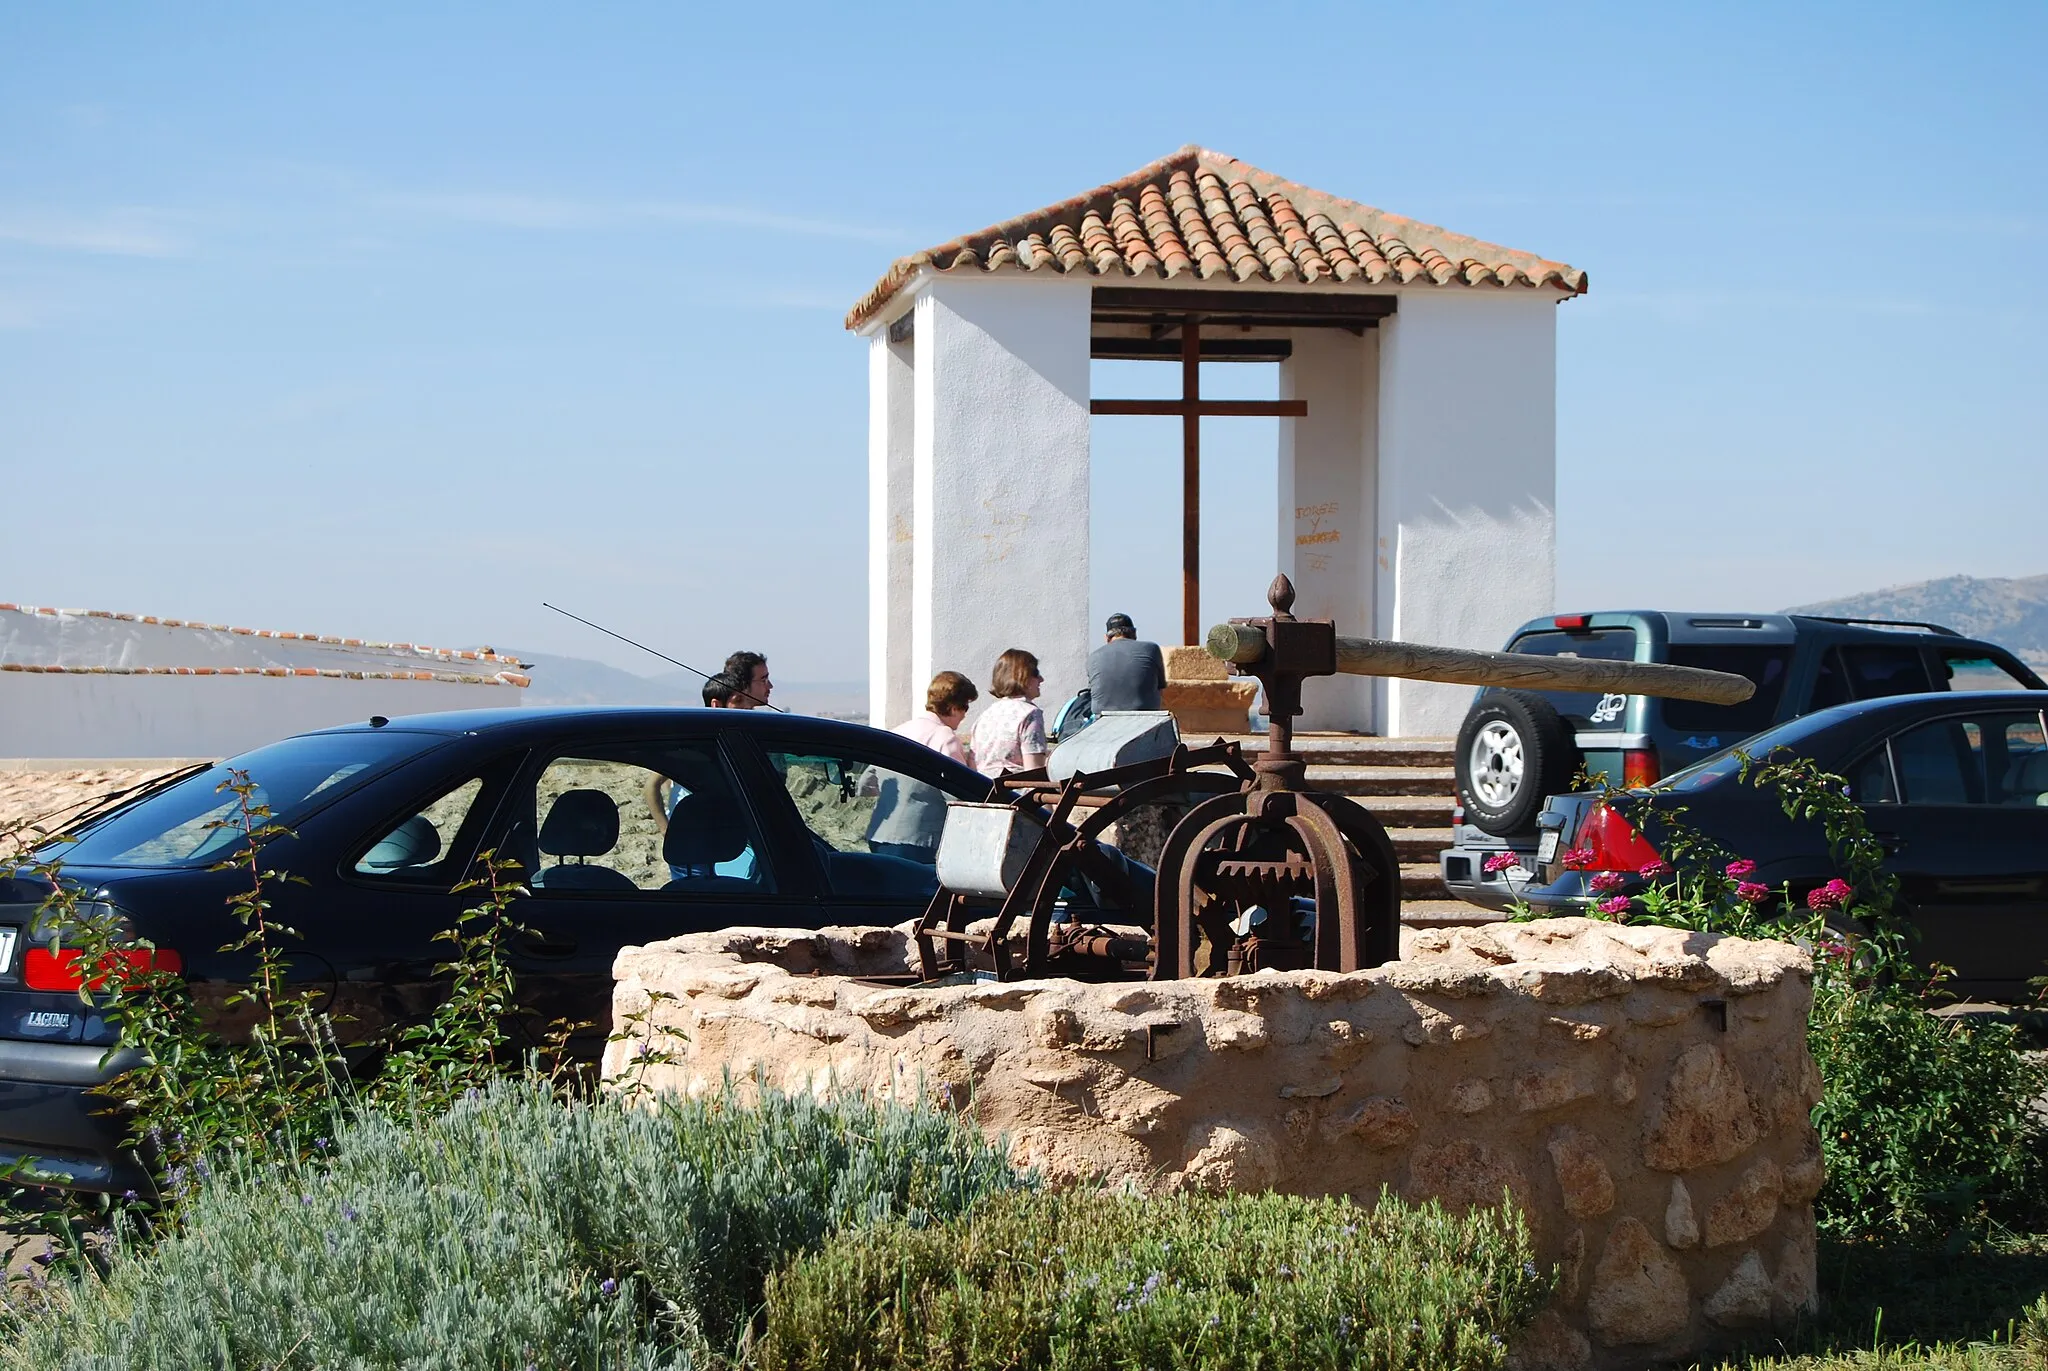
[1456,690,1578,837]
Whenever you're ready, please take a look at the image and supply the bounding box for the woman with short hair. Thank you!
[894,670,978,765]
[972,648,1050,778]
[864,670,980,864]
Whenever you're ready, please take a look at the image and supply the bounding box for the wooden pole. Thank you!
[1182,319,1200,646]
[1204,623,1756,706]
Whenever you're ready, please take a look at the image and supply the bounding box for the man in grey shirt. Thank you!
[1087,613,1167,713]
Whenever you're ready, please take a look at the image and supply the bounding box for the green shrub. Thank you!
[2,1080,1020,1369]
[1808,968,2048,1243]
[757,1188,1549,1371]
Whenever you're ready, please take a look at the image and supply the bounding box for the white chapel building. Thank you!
[849,146,1585,738]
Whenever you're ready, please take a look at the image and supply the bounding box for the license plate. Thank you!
[1536,830,1560,866]
[0,927,16,977]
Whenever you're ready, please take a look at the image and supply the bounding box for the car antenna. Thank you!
[540,602,785,711]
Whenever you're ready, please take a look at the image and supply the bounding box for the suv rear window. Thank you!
[1503,628,1639,728]
[1661,645,1793,732]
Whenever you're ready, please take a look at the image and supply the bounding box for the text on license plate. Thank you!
[1536,830,1560,866]
[0,927,16,977]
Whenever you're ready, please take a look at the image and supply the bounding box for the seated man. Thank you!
[1087,613,1166,714]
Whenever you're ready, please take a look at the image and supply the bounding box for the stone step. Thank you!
[1345,793,1457,825]
[1304,765,1456,796]
[1401,863,1450,900]
[1219,734,1456,769]
[1388,827,1454,861]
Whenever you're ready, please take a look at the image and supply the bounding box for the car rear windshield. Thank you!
[1502,627,1639,728]
[55,731,450,868]
[1655,710,1841,793]
[1660,645,1794,732]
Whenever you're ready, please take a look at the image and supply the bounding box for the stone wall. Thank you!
[606,917,1821,1369]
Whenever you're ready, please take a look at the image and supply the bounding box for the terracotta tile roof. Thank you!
[847,146,1586,331]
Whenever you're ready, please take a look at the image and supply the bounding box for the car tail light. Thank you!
[1451,802,1465,825]
[1553,614,1589,630]
[1623,750,1661,789]
[21,945,183,992]
[1572,802,1661,872]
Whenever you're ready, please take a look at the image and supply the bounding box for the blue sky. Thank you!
[2,3,2042,689]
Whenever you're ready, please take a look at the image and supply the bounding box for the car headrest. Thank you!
[359,814,442,871]
[663,791,749,867]
[538,789,620,858]
[2007,749,2048,797]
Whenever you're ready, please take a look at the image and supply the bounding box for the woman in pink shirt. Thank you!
[972,648,1050,779]
[893,670,977,766]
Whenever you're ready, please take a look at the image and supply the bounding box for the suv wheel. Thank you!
[1456,691,1577,837]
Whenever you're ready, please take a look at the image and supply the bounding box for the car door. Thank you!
[325,751,528,1044]
[735,730,993,927]
[1856,705,2048,1000]
[480,733,821,1051]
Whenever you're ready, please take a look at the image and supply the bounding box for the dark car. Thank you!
[1440,612,2042,909]
[1507,691,2048,1003]
[0,707,1109,1189]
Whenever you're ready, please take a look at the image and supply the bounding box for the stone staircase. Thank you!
[1219,733,1457,902]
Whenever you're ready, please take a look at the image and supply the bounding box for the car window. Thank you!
[58,731,448,868]
[518,744,775,895]
[764,747,954,903]
[1661,645,1793,733]
[1839,645,1935,700]
[1996,714,2048,807]
[1846,748,1897,805]
[1501,627,1639,729]
[1940,653,2032,692]
[1887,711,2046,806]
[352,777,488,885]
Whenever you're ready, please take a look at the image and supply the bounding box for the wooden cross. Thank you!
[1090,319,1308,645]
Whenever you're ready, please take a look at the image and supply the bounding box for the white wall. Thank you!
[1278,329,1377,731]
[1376,290,1558,737]
[867,329,916,726]
[0,674,515,759]
[911,275,1093,724]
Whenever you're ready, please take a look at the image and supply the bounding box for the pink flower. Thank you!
[1735,881,1771,905]
[1482,852,1520,874]
[1638,860,1671,879]
[1588,872,1626,894]
[1814,936,1850,963]
[1805,878,1854,912]
[1725,859,1757,880]
[1596,895,1631,917]
[1560,848,1596,870]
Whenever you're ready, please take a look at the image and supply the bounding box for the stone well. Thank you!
[605,918,1822,1369]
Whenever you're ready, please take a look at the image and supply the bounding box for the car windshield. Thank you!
[1654,710,1843,793]
[50,730,451,868]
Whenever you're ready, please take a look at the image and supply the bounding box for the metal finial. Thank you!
[1267,574,1296,618]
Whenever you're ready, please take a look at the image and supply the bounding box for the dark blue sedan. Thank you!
[1517,691,2048,1003]
[0,707,1031,1188]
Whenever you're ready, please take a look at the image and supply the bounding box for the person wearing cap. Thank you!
[1087,613,1166,714]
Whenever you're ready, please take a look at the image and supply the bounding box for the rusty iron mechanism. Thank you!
[1151,574,1402,979]
[912,740,1255,982]
[912,574,1402,984]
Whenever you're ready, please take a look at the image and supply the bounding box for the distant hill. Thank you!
[507,649,868,719]
[1785,575,2048,664]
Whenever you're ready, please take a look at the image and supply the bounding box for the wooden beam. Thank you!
[1091,337,1293,362]
[1094,286,1397,321]
[1090,399,1310,417]
[1206,625,1758,706]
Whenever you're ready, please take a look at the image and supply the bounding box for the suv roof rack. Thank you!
[1800,615,1962,638]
